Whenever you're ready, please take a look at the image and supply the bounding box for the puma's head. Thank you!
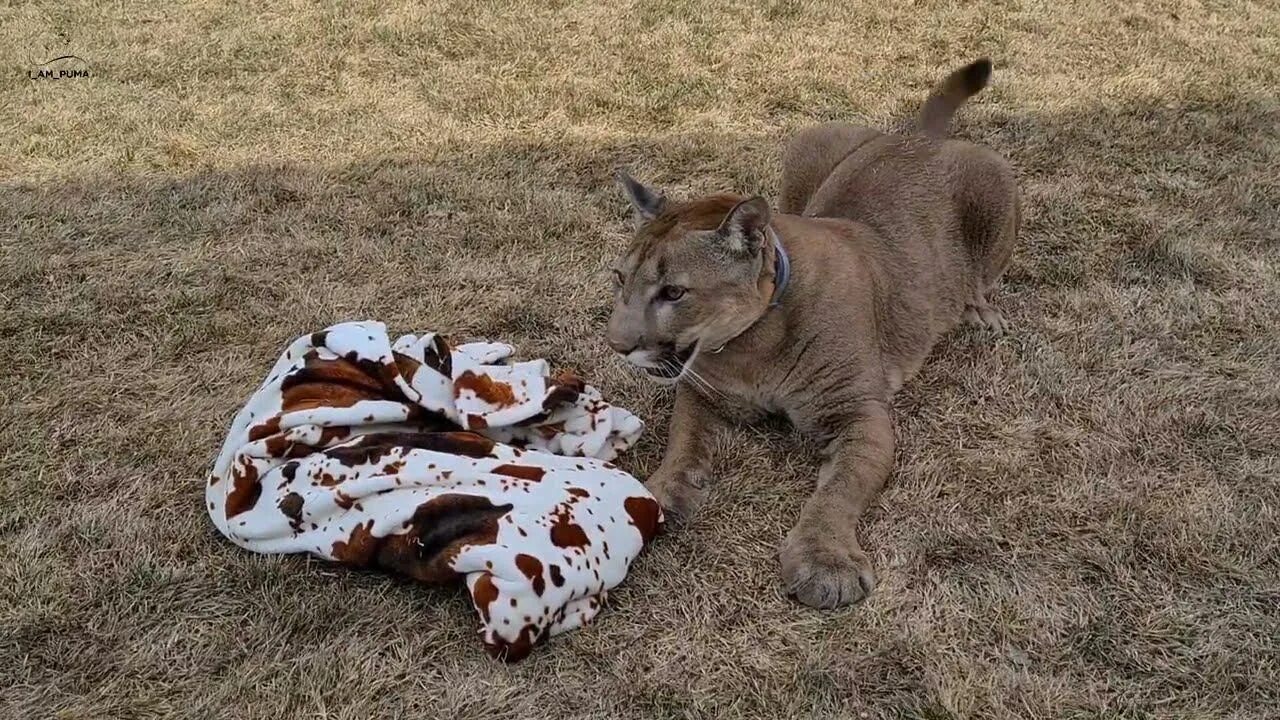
[606,171,777,384]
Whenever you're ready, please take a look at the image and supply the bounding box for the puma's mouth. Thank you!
[642,344,696,380]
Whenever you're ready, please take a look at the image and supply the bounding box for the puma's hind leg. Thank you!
[946,141,1020,337]
[779,123,879,214]
[965,195,1019,336]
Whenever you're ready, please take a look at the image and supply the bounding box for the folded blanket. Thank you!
[207,321,661,661]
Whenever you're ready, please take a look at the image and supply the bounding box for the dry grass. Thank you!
[3,1,1280,717]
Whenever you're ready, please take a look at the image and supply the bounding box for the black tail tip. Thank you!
[962,58,993,93]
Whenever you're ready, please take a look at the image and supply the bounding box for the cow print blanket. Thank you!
[206,321,661,661]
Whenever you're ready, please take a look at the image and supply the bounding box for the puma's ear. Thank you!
[614,169,666,220]
[715,196,771,255]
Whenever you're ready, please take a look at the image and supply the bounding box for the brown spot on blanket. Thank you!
[454,370,517,407]
[491,464,545,482]
[542,371,585,410]
[318,426,350,446]
[422,334,452,376]
[433,431,498,458]
[392,351,421,382]
[515,553,545,595]
[264,434,315,459]
[624,496,662,544]
[278,492,304,524]
[331,519,380,565]
[549,511,589,548]
[247,415,281,442]
[281,356,386,412]
[472,572,500,622]
[376,494,512,583]
[326,431,496,468]
[226,457,262,518]
[487,622,550,663]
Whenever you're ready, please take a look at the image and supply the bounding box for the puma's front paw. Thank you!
[963,302,1007,335]
[644,469,710,526]
[779,527,875,609]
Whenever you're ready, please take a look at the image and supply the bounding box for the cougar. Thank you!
[605,58,1019,608]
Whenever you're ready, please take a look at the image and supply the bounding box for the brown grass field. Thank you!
[3,1,1279,718]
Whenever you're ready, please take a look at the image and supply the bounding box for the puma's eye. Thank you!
[657,285,687,302]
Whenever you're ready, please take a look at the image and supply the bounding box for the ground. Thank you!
[3,1,1279,718]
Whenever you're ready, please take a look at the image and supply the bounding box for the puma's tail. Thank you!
[918,58,992,138]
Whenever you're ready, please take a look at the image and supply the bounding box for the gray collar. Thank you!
[707,227,791,356]
[767,227,791,307]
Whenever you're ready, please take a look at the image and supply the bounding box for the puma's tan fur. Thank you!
[607,59,1019,608]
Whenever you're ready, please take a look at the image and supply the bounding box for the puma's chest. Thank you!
[691,357,816,428]
[692,341,871,440]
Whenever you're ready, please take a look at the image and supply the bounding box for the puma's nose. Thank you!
[608,337,638,355]
[606,307,642,355]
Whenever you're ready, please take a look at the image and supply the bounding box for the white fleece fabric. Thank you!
[207,321,660,661]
